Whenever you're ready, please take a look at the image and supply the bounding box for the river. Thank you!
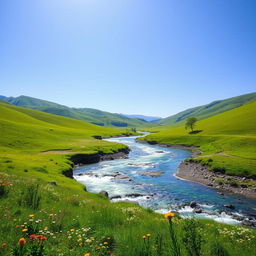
[74,134,256,225]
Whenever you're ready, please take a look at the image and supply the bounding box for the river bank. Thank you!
[139,139,256,199]
[176,161,256,199]
[62,147,130,179]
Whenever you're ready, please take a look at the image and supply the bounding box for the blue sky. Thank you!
[0,0,255,117]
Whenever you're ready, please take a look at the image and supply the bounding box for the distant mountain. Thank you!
[0,95,152,128]
[156,92,256,126]
[122,114,162,122]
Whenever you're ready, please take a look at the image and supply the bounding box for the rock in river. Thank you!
[114,175,133,182]
[190,201,197,208]
[99,190,109,198]
[140,171,164,177]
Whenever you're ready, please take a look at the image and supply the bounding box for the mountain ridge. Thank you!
[156,92,256,127]
[0,95,152,128]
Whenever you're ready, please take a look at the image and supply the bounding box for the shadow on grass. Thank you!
[189,130,203,134]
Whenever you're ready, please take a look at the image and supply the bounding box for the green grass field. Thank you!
[141,100,256,178]
[0,100,136,189]
[1,100,256,255]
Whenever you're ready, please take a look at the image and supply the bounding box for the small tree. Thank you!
[185,117,197,132]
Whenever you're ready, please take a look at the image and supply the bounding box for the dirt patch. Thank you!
[39,151,81,155]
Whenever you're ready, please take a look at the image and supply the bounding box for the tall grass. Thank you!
[18,184,41,210]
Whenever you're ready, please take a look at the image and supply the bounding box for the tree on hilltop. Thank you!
[185,117,197,132]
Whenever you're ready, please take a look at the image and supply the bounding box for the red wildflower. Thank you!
[30,234,37,240]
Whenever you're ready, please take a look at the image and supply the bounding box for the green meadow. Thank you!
[0,100,135,189]
[1,100,256,256]
[141,100,256,178]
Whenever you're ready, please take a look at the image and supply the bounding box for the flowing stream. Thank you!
[74,134,256,225]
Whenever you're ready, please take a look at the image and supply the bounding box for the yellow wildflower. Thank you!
[70,229,75,232]
[103,241,108,245]
[142,235,146,239]
[22,228,28,232]
[84,253,90,256]
[164,212,175,219]
[28,214,34,218]
[147,233,151,237]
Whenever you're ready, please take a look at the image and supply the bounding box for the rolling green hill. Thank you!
[0,95,151,128]
[1,101,256,256]
[141,100,256,177]
[0,100,136,186]
[156,92,256,127]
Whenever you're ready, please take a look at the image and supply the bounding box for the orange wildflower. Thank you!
[18,238,26,247]
[1,243,7,247]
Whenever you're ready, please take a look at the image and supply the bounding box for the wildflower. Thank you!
[28,214,34,218]
[142,235,146,239]
[30,234,37,240]
[147,233,151,237]
[1,243,7,247]
[103,241,108,245]
[70,229,75,232]
[16,225,20,228]
[84,253,90,256]
[49,213,54,217]
[164,212,175,219]
[22,228,28,232]
[18,238,26,247]
[77,238,82,242]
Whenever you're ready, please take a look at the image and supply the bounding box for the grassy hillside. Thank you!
[0,100,137,187]
[156,92,256,127]
[141,100,256,178]
[0,95,152,128]
[0,101,256,255]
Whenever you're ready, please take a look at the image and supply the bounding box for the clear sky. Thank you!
[0,0,255,117]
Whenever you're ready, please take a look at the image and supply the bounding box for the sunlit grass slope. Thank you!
[155,92,256,128]
[141,100,256,177]
[1,101,256,255]
[0,100,135,188]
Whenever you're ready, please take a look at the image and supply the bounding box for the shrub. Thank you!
[215,178,224,185]
[0,184,9,198]
[212,167,226,173]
